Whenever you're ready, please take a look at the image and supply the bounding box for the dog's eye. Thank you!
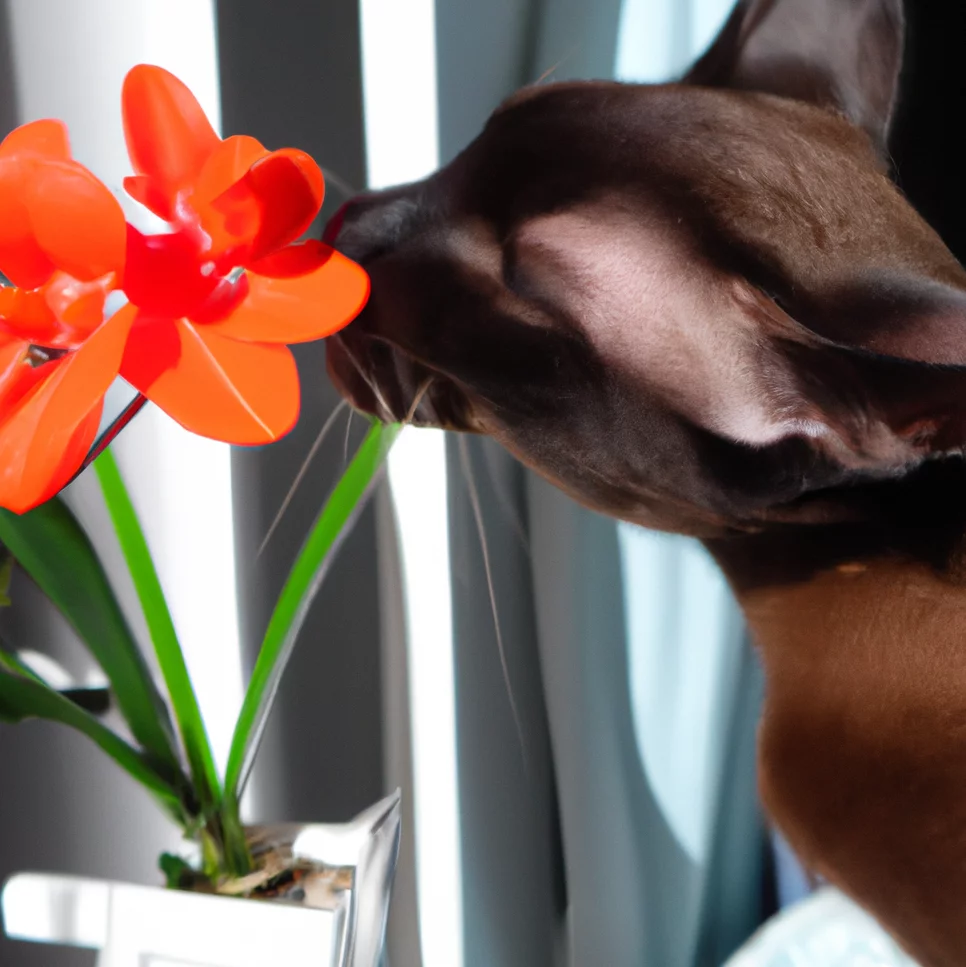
[501,244,527,294]
[501,244,516,281]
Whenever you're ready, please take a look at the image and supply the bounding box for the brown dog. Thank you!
[326,0,966,963]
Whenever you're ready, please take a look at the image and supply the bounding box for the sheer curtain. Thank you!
[440,1,771,965]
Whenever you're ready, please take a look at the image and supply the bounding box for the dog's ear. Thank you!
[684,0,904,152]
[742,277,966,488]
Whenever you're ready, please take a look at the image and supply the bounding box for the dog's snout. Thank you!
[324,181,443,426]
[321,199,354,246]
[323,185,425,266]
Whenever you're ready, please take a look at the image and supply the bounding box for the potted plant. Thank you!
[0,64,401,967]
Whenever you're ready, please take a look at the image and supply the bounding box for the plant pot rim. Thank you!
[1,789,402,967]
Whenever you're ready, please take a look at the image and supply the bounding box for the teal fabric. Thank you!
[526,480,766,967]
[618,527,766,965]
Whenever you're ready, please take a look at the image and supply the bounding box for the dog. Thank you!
[325,0,966,963]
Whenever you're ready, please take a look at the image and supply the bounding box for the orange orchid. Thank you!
[116,65,370,444]
[0,65,369,514]
[0,121,130,513]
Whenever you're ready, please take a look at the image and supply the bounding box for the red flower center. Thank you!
[123,224,247,322]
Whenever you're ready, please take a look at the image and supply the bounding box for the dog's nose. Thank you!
[322,185,424,265]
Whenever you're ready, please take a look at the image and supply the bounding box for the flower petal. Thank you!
[121,318,299,444]
[0,119,70,160]
[0,310,132,513]
[123,174,175,222]
[0,337,28,390]
[0,285,60,345]
[193,135,267,209]
[0,158,55,289]
[117,308,181,390]
[0,337,43,417]
[211,150,324,263]
[122,64,219,204]
[124,225,218,318]
[35,404,103,506]
[186,274,250,324]
[0,403,102,513]
[25,160,127,281]
[208,244,370,343]
[43,271,117,341]
[247,239,334,278]
[0,274,114,349]
[192,135,268,257]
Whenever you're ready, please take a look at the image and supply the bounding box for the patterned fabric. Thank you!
[726,890,919,967]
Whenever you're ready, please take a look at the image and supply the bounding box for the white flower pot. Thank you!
[1,791,401,967]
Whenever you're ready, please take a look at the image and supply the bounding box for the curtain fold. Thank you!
[439,0,768,964]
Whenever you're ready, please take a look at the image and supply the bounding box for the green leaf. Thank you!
[0,551,14,607]
[0,644,111,714]
[94,449,222,816]
[223,421,400,802]
[0,646,48,685]
[0,499,181,775]
[158,852,210,890]
[159,851,191,889]
[0,660,185,822]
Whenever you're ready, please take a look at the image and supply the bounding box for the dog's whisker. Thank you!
[256,400,349,561]
[459,435,530,774]
[343,407,355,465]
[319,166,359,200]
[532,46,577,86]
[403,377,436,427]
[338,339,396,419]
[534,60,563,86]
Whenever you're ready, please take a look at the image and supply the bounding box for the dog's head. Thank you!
[327,0,966,537]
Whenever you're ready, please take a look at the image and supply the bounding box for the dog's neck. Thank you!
[706,493,966,713]
[703,457,966,703]
[705,456,966,590]
[703,455,966,782]
[705,480,966,690]
[700,459,966,965]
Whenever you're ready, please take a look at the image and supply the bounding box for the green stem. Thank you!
[217,800,253,878]
[94,449,224,822]
[223,421,400,803]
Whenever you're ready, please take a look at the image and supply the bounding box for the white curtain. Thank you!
[435,1,772,965]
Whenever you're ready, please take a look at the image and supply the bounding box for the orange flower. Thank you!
[116,65,370,444]
[0,121,130,513]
